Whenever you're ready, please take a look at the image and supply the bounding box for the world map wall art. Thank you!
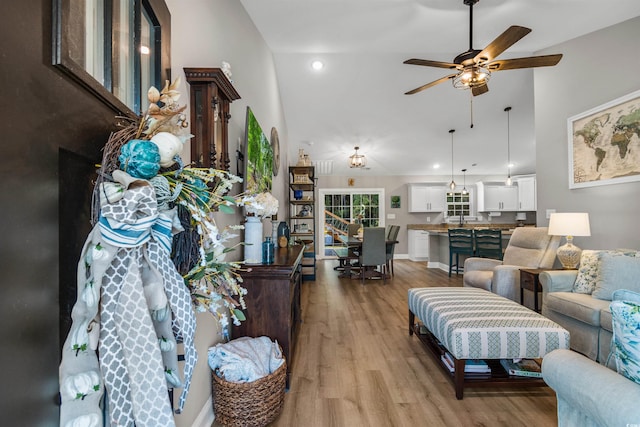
[568,89,640,189]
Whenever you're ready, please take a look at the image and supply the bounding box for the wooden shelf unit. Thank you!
[289,166,316,280]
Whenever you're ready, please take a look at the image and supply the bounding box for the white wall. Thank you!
[165,1,289,425]
[534,16,640,250]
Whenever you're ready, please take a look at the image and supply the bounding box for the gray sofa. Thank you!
[541,250,640,366]
[543,349,640,427]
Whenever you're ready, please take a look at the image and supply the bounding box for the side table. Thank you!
[519,268,546,313]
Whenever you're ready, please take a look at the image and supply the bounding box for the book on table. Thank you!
[441,352,491,374]
[500,358,542,378]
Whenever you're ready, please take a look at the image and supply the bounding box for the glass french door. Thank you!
[318,188,385,258]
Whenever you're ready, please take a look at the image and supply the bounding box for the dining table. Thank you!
[333,235,397,278]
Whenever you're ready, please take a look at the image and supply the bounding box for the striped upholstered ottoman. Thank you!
[408,287,570,398]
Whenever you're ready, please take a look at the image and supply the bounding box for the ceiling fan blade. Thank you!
[474,26,532,64]
[404,58,459,70]
[405,74,456,95]
[487,54,563,71]
[471,84,489,96]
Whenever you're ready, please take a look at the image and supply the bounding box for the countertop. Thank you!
[407,223,536,236]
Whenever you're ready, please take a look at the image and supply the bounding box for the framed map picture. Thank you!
[568,89,640,189]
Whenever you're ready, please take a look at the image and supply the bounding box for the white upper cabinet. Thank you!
[408,184,446,212]
[476,182,518,212]
[515,175,537,211]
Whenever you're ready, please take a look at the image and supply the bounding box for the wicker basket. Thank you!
[212,360,287,427]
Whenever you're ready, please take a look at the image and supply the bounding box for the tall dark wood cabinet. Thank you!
[232,245,304,385]
[184,67,240,170]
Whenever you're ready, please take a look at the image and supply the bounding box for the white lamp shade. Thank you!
[515,212,527,221]
[548,213,591,237]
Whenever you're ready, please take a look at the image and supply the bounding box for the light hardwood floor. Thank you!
[272,259,558,427]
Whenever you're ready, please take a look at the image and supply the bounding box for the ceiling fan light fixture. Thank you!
[348,146,366,168]
[453,66,491,90]
[404,0,562,97]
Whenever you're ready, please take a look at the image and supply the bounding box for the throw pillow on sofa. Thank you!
[573,250,604,294]
[610,292,640,385]
[574,249,640,294]
[592,253,640,301]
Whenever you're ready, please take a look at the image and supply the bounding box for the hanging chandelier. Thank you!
[348,146,366,168]
[504,106,513,186]
[449,129,456,190]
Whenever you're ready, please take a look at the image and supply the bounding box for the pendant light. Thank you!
[504,106,513,186]
[449,129,456,190]
[461,168,468,195]
[348,146,366,168]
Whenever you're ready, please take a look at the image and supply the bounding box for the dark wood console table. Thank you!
[232,244,304,386]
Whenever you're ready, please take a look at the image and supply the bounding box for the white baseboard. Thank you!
[193,395,215,427]
[427,261,448,272]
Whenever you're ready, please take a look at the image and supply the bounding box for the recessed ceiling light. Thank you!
[433,164,440,169]
[311,60,324,71]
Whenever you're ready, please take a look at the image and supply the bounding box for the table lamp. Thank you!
[548,212,591,269]
[515,212,527,227]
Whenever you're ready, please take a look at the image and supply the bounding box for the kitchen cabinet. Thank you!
[476,182,518,212]
[408,229,430,261]
[233,245,304,386]
[515,175,537,211]
[408,184,446,212]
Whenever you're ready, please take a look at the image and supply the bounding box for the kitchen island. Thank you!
[407,224,526,270]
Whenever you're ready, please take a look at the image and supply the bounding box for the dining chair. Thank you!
[347,223,360,238]
[385,224,392,239]
[474,229,503,260]
[359,227,387,285]
[336,223,362,274]
[448,228,474,277]
[385,225,401,276]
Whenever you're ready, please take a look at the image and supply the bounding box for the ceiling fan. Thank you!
[404,0,563,96]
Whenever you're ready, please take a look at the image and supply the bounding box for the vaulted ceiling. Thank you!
[240,0,640,176]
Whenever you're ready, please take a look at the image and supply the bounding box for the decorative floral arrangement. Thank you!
[93,77,248,338]
[240,191,279,218]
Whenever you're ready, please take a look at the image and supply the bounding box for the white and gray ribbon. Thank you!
[59,174,197,427]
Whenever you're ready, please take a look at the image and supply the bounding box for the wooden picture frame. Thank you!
[52,0,171,116]
[568,89,640,189]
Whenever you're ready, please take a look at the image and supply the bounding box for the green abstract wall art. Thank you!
[244,106,273,193]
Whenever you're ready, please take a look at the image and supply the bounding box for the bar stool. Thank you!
[448,228,474,277]
[474,228,503,260]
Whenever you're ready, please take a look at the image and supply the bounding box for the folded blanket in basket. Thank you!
[208,336,284,383]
